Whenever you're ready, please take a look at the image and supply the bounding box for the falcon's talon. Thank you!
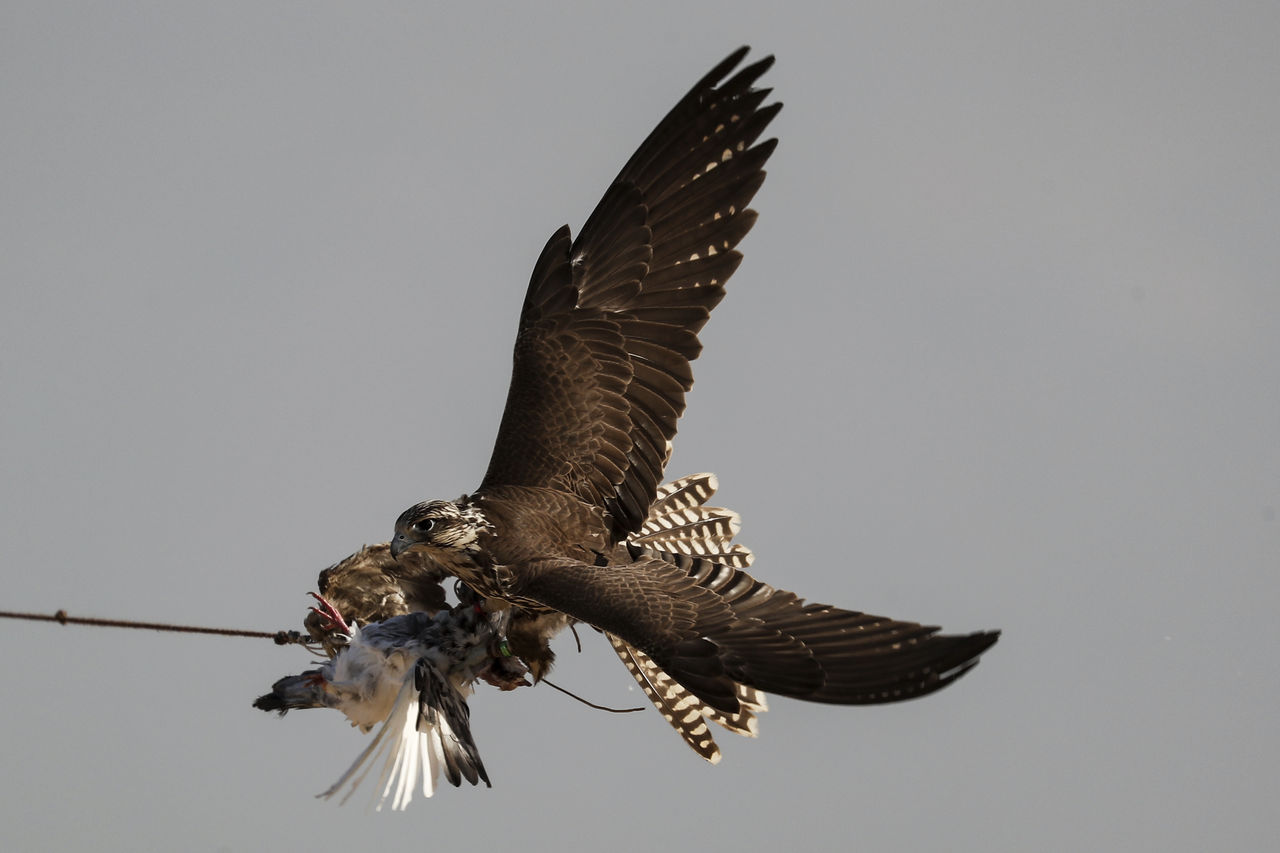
[308,592,351,635]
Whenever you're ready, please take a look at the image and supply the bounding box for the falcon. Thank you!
[387,46,1000,757]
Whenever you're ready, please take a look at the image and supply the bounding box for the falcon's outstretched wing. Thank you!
[510,548,1000,715]
[479,48,780,540]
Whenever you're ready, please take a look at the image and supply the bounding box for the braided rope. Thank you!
[0,608,307,645]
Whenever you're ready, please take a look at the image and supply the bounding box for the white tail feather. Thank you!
[319,671,446,811]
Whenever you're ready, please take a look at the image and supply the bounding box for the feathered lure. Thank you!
[254,596,524,809]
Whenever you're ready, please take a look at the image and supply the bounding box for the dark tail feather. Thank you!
[253,672,328,715]
[416,659,490,789]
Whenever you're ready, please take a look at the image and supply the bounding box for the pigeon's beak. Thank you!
[390,535,410,560]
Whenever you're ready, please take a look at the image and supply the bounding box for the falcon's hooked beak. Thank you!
[390,534,412,560]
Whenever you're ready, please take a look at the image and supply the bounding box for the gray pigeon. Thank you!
[254,596,522,809]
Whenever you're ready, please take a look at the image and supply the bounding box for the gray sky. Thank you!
[3,3,1277,850]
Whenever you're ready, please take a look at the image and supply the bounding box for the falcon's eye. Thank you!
[412,518,435,535]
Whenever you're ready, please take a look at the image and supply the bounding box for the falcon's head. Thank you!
[391,499,491,560]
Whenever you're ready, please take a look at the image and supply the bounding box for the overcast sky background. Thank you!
[2,3,1277,851]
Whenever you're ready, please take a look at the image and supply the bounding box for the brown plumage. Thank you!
[303,542,566,680]
[386,47,999,759]
[303,544,448,655]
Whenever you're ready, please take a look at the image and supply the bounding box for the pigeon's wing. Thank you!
[316,660,489,811]
[512,553,1000,715]
[478,48,780,540]
[414,659,490,790]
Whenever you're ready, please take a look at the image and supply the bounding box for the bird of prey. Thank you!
[387,46,1000,759]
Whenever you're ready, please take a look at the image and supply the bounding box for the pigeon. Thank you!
[254,592,521,809]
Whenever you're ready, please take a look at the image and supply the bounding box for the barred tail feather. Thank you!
[614,473,765,760]
[633,473,754,567]
[608,633,768,762]
[628,638,765,737]
[608,633,722,763]
[708,683,767,736]
[647,473,721,515]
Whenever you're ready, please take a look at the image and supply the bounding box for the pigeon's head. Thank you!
[391,499,490,560]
